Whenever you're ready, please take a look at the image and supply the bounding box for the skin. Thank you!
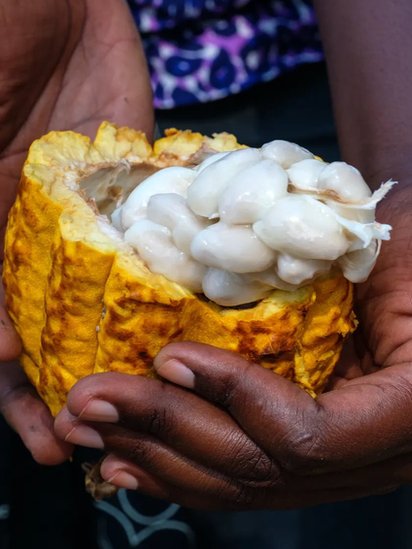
[0,0,153,464]
[4,0,412,508]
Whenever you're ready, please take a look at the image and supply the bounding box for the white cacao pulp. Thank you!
[112,140,394,306]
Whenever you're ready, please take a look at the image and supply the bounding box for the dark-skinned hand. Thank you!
[0,0,154,465]
[54,179,412,509]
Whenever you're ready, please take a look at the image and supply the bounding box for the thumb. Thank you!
[153,341,309,406]
[153,341,318,467]
[155,342,412,474]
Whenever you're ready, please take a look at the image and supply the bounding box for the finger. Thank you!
[100,455,168,495]
[58,373,277,483]
[55,377,412,508]
[57,418,373,510]
[99,454,282,510]
[154,342,320,468]
[89,445,406,509]
[99,443,412,507]
[55,412,272,510]
[153,342,412,473]
[99,454,248,510]
[0,361,73,464]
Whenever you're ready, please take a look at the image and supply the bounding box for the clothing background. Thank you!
[128,0,323,108]
[156,62,338,160]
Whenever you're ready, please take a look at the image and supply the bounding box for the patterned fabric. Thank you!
[94,490,195,548]
[127,0,323,109]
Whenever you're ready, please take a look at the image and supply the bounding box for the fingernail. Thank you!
[79,400,119,422]
[107,471,139,490]
[64,425,104,449]
[155,359,195,388]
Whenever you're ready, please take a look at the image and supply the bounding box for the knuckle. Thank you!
[227,471,285,509]
[227,481,256,508]
[146,406,170,436]
[219,431,281,489]
[238,446,279,482]
[271,404,337,474]
[129,437,152,462]
[200,362,254,409]
[214,374,243,409]
[136,382,177,437]
[222,428,278,482]
[279,424,328,473]
[249,453,281,483]
[112,432,157,465]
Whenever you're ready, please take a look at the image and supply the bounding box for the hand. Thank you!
[53,180,412,508]
[0,282,66,465]
[0,0,154,465]
[53,340,412,508]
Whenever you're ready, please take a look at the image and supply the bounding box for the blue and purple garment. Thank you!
[127,0,323,109]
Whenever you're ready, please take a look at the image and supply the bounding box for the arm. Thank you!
[313,0,412,184]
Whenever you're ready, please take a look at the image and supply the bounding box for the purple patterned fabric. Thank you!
[127,0,323,109]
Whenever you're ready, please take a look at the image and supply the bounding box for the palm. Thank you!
[0,0,153,250]
[327,181,412,394]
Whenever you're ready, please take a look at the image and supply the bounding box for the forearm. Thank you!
[313,0,412,187]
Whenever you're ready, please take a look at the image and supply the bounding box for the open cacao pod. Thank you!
[3,122,357,415]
